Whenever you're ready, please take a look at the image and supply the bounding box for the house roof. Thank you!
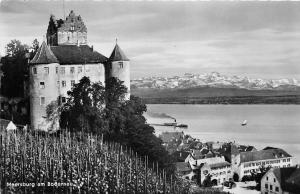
[285,168,300,192]
[6,121,16,130]
[30,41,59,64]
[50,45,107,64]
[245,146,256,152]
[175,162,192,172]
[210,161,231,169]
[172,151,190,162]
[159,132,184,143]
[109,44,129,62]
[272,167,300,192]
[263,146,278,150]
[188,141,203,149]
[240,148,291,163]
[192,150,204,159]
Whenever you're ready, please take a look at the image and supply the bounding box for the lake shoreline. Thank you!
[140,95,300,104]
[145,104,300,164]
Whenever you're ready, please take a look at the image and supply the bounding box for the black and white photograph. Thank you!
[0,0,300,193]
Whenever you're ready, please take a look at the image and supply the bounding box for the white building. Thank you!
[181,153,232,185]
[231,148,293,181]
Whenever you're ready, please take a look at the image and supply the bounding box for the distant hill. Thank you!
[131,87,300,104]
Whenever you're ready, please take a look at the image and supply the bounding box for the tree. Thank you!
[45,97,62,132]
[105,77,128,106]
[202,174,212,187]
[30,39,39,58]
[1,40,29,97]
[5,39,29,58]
[58,76,173,172]
[60,76,107,134]
[251,165,271,190]
[233,173,239,182]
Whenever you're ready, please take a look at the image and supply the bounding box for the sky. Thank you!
[0,0,300,79]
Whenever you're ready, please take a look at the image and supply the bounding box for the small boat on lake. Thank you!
[241,120,247,126]
[176,124,188,128]
[163,122,177,126]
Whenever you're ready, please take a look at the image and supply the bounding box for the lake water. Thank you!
[145,104,300,163]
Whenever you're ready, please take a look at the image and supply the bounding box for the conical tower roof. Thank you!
[6,121,16,131]
[30,41,58,64]
[109,43,129,62]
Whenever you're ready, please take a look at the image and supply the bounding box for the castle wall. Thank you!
[58,63,105,97]
[30,63,105,130]
[109,61,130,99]
[58,31,87,45]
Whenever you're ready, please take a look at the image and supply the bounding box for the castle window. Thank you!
[78,67,82,73]
[270,185,273,191]
[62,80,66,87]
[33,67,37,74]
[70,67,75,74]
[39,82,45,89]
[60,67,65,74]
[71,26,75,31]
[44,67,49,74]
[56,67,58,74]
[265,184,268,189]
[275,187,279,192]
[40,97,45,105]
[61,97,66,103]
[68,36,70,41]
[71,80,75,87]
[118,61,123,68]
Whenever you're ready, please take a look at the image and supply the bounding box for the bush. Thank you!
[241,175,254,182]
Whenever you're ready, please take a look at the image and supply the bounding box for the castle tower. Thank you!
[29,41,60,130]
[47,10,87,46]
[106,43,130,99]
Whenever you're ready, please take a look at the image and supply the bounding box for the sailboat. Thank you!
[241,120,247,126]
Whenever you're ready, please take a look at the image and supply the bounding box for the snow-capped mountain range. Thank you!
[131,72,300,90]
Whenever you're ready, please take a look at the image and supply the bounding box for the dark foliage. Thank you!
[1,40,29,97]
[241,175,254,182]
[251,165,272,190]
[57,76,174,173]
[203,174,213,187]
[60,76,106,134]
[1,39,39,98]
[233,173,239,182]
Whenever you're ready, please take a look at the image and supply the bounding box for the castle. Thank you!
[29,10,130,130]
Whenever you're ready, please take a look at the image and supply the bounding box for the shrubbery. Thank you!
[49,76,174,173]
